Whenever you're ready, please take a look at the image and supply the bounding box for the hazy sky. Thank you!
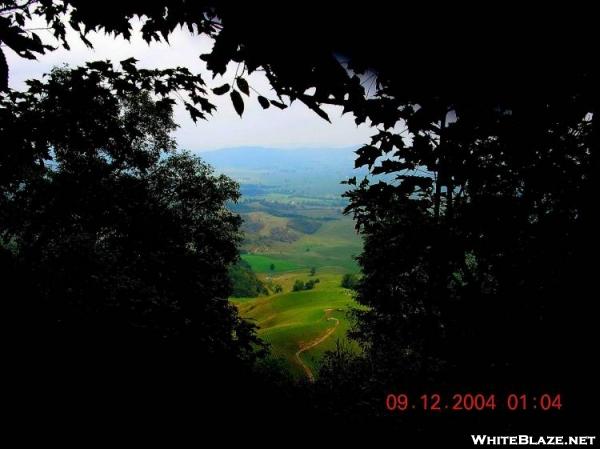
[5,20,373,152]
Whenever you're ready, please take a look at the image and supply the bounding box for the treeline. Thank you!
[340,273,360,290]
[292,278,320,291]
[229,259,268,297]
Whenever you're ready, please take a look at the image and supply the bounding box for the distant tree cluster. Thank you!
[287,217,321,235]
[269,226,298,243]
[292,278,320,292]
[292,280,303,291]
[340,273,359,290]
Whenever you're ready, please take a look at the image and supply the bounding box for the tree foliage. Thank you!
[1,65,260,365]
[292,278,319,292]
[292,279,305,292]
[340,273,359,290]
[229,259,268,297]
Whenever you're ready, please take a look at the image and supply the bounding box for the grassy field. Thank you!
[233,198,363,379]
[284,216,362,271]
[244,214,362,273]
[241,253,304,273]
[233,267,360,379]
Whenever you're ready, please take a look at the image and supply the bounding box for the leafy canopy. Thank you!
[1,63,260,362]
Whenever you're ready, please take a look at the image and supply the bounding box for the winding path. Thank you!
[294,308,340,382]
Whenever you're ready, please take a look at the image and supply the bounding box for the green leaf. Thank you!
[120,57,138,72]
[310,104,330,122]
[212,83,230,95]
[236,77,250,96]
[371,159,412,175]
[15,13,25,27]
[355,145,382,169]
[300,95,330,122]
[257,96,270,109]
[87,60,112,72]
[185,103,204,123]
[270,100,287,110]
[230,90,244,117]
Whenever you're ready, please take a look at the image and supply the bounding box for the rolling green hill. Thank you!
[232,267,360,379]
[242,214,362,273]
[241,253,304,273]
[232,199,362,379]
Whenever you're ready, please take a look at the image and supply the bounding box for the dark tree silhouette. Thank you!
[1,65,272,432]
[229,259,268,297]
[292,279,305,292]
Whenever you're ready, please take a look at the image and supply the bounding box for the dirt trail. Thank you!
[294,308,340,382]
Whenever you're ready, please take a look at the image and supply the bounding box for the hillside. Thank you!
[232,267,360,379]
[233,218,362,379]
[241,214,361,272]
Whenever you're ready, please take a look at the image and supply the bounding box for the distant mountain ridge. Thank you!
[197,146,368,197]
